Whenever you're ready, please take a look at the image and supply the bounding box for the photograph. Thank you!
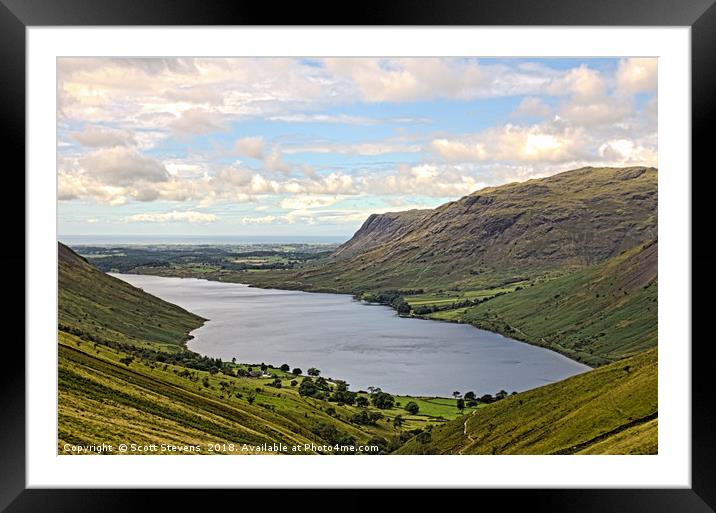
[56,56,659,457]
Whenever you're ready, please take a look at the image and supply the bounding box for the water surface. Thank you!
[114,273,590,396]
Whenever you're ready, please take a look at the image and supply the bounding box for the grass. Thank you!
[439,240,657,366]
[59,242,205,352]
[395,347,657,455]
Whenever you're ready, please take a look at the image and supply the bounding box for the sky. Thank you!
[57,57,657,239]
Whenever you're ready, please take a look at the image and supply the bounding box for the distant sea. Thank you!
[59,234,348,245]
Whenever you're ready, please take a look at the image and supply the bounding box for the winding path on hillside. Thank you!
[458,409,479,455]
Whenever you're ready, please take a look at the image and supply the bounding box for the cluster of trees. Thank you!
[298,376,332,399]
[404,401,420,414]
[368,387,396,409]
[359,290,423,315]
[451,389,513,409]
[311,423,356,447]
[351,410,384,426]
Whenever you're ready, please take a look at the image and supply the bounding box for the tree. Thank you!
[496,390,508,400]
[464,391,476,401]
[416,431,432,444]
[456,398,465,412]
[404,401,420,415]
[452,391,461,399]
[393,415,404,429]
[307,367,321,377]
[231,357,236,364]
[371,391,395,409]
[280,363,290,372]
[260,362,268,372]
[367,436,389,454]
[292,368,302,376]
[246,392,256,405]
[355,396,369,408]
[330,383,357,405]
[290,379,298,387]
[119,356,134,367]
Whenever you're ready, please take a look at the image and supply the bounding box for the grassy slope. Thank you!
[430,240,657,366]
[396,348,657,455]
[58,244,469,454]
[59,242,205,352]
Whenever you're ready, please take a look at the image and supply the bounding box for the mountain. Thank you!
[276,166,657,292]
[395,347,657,455]
[58,241,205,351]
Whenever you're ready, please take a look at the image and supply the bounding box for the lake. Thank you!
[113,273,591,397]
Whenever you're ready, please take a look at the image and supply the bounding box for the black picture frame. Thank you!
[3,0,713,510]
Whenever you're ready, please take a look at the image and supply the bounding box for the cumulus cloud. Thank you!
[81,147,170,186]
[512,97,552,118]
[170,109,227,136]
[323,58,562,102]
[72,126,136,147]
[234,136,265,158]
[431,124,587,163]
[616,58,658,94]
[124,210,218,223]
[598,139,658,166]
[279,195,343,210]
[282,141,421,156]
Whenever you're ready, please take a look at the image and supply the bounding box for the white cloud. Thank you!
[431,124,587,163]
[262,148,292,173]
[72,126,136,147]
[267,113,431,125]
[234,136,265,158]
[283,141,421,156]
[170,109,227,136]
[124,210,218,223]
[598,139,658,166]
[323,58,562,102]
[279,195,343,210]
[266,114,378,125]
[512,97,552,118]
[81,147,170,186]
[616,58,658,94]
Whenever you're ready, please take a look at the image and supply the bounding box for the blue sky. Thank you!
[57,57,657,239]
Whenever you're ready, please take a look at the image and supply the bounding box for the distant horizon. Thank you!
[59,234,348,246]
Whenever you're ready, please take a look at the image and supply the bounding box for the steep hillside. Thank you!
[396,348,657,455]
[58,241,205,351]
[430,239,658,366]
[268,166,656,292]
